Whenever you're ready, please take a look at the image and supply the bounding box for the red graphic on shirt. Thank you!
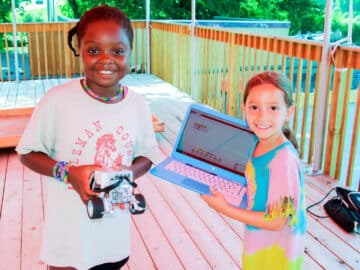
[94,134,123,167]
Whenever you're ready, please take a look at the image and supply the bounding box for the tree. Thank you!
[59,0,146,19]
[5,0,358,45]
[278,0,324,35]
[336,0,360,13]
[332,4,360,44]
[0,0,12,23]
[226,0,324,35]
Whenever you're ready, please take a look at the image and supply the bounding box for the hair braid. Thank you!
[67,25,79,56]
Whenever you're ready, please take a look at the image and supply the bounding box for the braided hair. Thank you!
[67,4,134,56]
[243,71,299,151]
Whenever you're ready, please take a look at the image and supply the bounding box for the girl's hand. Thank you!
[201,186,230,213]
[67,164,101,204]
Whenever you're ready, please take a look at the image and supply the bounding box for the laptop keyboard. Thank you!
[165,160,247,206]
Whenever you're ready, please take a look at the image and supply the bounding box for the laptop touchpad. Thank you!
[182,178,211,195]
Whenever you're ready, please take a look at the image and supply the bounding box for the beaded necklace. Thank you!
[82,79,124,103]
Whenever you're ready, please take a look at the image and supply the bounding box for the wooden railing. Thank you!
[150,22,360,190]
[0,21,359,189]
[0,21,148,80]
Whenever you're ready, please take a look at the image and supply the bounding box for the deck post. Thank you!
[146,0,151,74]
[348,0,353,44]
[313,0,333,173]
[11,0,19,82]
[47,0,56,22]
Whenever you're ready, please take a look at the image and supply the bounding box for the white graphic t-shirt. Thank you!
[16,78,163,269]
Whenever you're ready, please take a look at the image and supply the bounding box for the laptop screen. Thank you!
[176,107,256,175]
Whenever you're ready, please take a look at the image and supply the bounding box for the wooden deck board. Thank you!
[148,174,240,269]
[154,133,243,268]
[138,175,212,269]
[0,151,7,212]
[0,74,359,269]
[128,218,156,269]
[131,199,185,270]
[21,166,46,269]
[0,152,23,270]
[305,183,359,247]
[0,77,165,148]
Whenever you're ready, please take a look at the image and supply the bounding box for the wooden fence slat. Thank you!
[325,50,343,176]
[299,45,312,159]
[308,61,322,164]
[346,83,360,188]
[334,67,352,179]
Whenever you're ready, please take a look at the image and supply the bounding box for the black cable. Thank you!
[306,187,336,218]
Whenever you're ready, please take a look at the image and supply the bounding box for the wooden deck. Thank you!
[0,74,359,269]
[0,76,164,148]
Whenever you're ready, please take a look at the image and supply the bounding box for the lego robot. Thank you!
[87,170,146,219]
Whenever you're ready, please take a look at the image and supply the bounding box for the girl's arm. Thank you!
[19,153,152,203]
[201,188,288,231]
[19,151,57,177]
[19,151,99,204]
[128,156,152,180]
[115,156,152,180]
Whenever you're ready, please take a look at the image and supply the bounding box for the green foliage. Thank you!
[2,0,359,45]
[151,0,241,20]
[17,8,47,22]
[278,0,324,35]
[56,0,358,45]
[60,0,146,19]
[3,32,28,46]
[224,0,324,35]
[332,6,360,45]
[239,0,286,20]
[0,0,11,23]
[336,0,360,13]
[149,0,190,19]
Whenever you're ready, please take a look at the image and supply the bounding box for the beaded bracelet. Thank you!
[52,161,72,183]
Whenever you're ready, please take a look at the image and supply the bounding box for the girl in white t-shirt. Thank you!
[16,5,162,270]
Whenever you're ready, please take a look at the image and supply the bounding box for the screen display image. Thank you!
[176,109,255,175]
